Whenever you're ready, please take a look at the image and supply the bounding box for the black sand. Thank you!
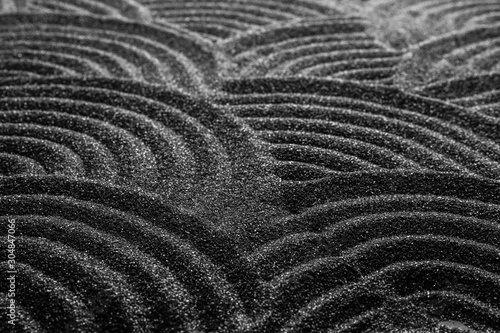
[0,1,499,332]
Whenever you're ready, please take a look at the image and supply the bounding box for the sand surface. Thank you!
[0,1,499,332]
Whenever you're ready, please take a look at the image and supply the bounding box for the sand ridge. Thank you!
[0,1,499,332]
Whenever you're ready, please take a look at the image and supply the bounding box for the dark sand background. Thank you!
[0,1,499,332]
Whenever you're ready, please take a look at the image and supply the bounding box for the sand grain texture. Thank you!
[0,1,499,332]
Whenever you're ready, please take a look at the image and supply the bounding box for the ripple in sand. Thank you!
[139,0,339,40]
[394,24,500,91]
[0,0,151,21]
[0,77,270,198]
[416,74,500,118]
[0,13,223,93]
[245,172,500,332]
[218,77,500,181]
[222,17,402,84]
[361,0,500,49]
[0,176,260,332]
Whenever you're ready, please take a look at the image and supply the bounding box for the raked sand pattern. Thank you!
[0,1,499,332]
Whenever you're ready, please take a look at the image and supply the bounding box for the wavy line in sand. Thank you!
[394,24,500,90]
[218,78,500,181]
[276,264,500,333]
[0,0,151,21]
[139,0,339,40]
[0,176,263,332]
[0,77,272,200]
[361,0,500,49]
[242,172,500,332]
[0,13,224,93]
[221,18,401,84]
[415,74,500,118]
[0,2,498,332]
[279,170,500,211]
